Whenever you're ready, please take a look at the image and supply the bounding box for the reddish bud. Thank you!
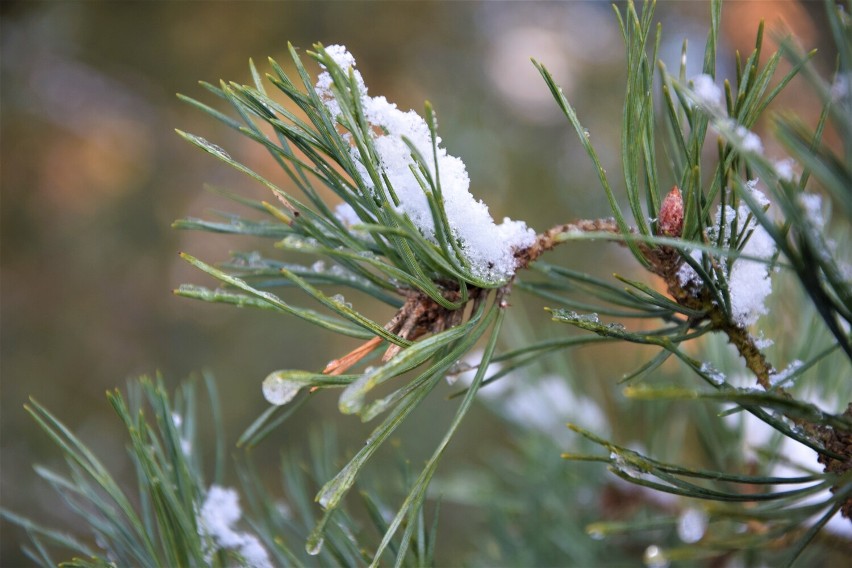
[658,186,683,237]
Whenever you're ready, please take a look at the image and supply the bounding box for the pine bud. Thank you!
[658,186,683,237]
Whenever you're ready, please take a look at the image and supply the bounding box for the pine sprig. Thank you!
[530,0,852,560]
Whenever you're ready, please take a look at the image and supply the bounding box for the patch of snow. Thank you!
[333,202,361,227]
[727,211,776,327]
[773,159,796,182]
[681,184,776,327]
[473,372,608,441]
[831,72,850,102]
[745,179,769,208]
[798,193,825,230]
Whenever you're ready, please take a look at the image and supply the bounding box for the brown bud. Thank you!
[658,186,683,238]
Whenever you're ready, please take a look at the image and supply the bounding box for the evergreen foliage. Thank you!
[5,0,850,565]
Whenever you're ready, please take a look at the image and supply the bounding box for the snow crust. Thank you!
[317,45,536,282]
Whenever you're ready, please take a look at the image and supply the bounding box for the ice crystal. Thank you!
[770,359,803,387]
[700,362,726,385]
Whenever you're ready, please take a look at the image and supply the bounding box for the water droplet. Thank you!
[311,260,326,272]
[643,545,669,568]
[338,392,363,415]
[197,137,231,160]
[610,451,646,480]
[262,371,301,405]
[282,236,305,249]
[677,507,708,544]
[306,535,324,556]
[330,293,352,309]
[275,500,292,520]
[360,398,392,422]
[281,235,319,251]
[570,311,600,324]
[317,490,333,509]
[338,374,369,415]
[184,132,231,161]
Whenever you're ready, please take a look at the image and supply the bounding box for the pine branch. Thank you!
[8,0,852,565]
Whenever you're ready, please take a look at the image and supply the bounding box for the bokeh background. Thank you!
[1,1,835,565]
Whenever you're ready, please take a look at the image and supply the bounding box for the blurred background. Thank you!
[0,1,836,565]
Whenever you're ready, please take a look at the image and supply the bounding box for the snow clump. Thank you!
[677,181,776,327]
[197,485,272,568]
[735,124,764,154]
[690,74,724,108]
[773,158,796,182]
[316,45,536,283]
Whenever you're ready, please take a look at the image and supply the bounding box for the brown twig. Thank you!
[322,286,479,375]
[515,217,622,270]
[323,336,384,376]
